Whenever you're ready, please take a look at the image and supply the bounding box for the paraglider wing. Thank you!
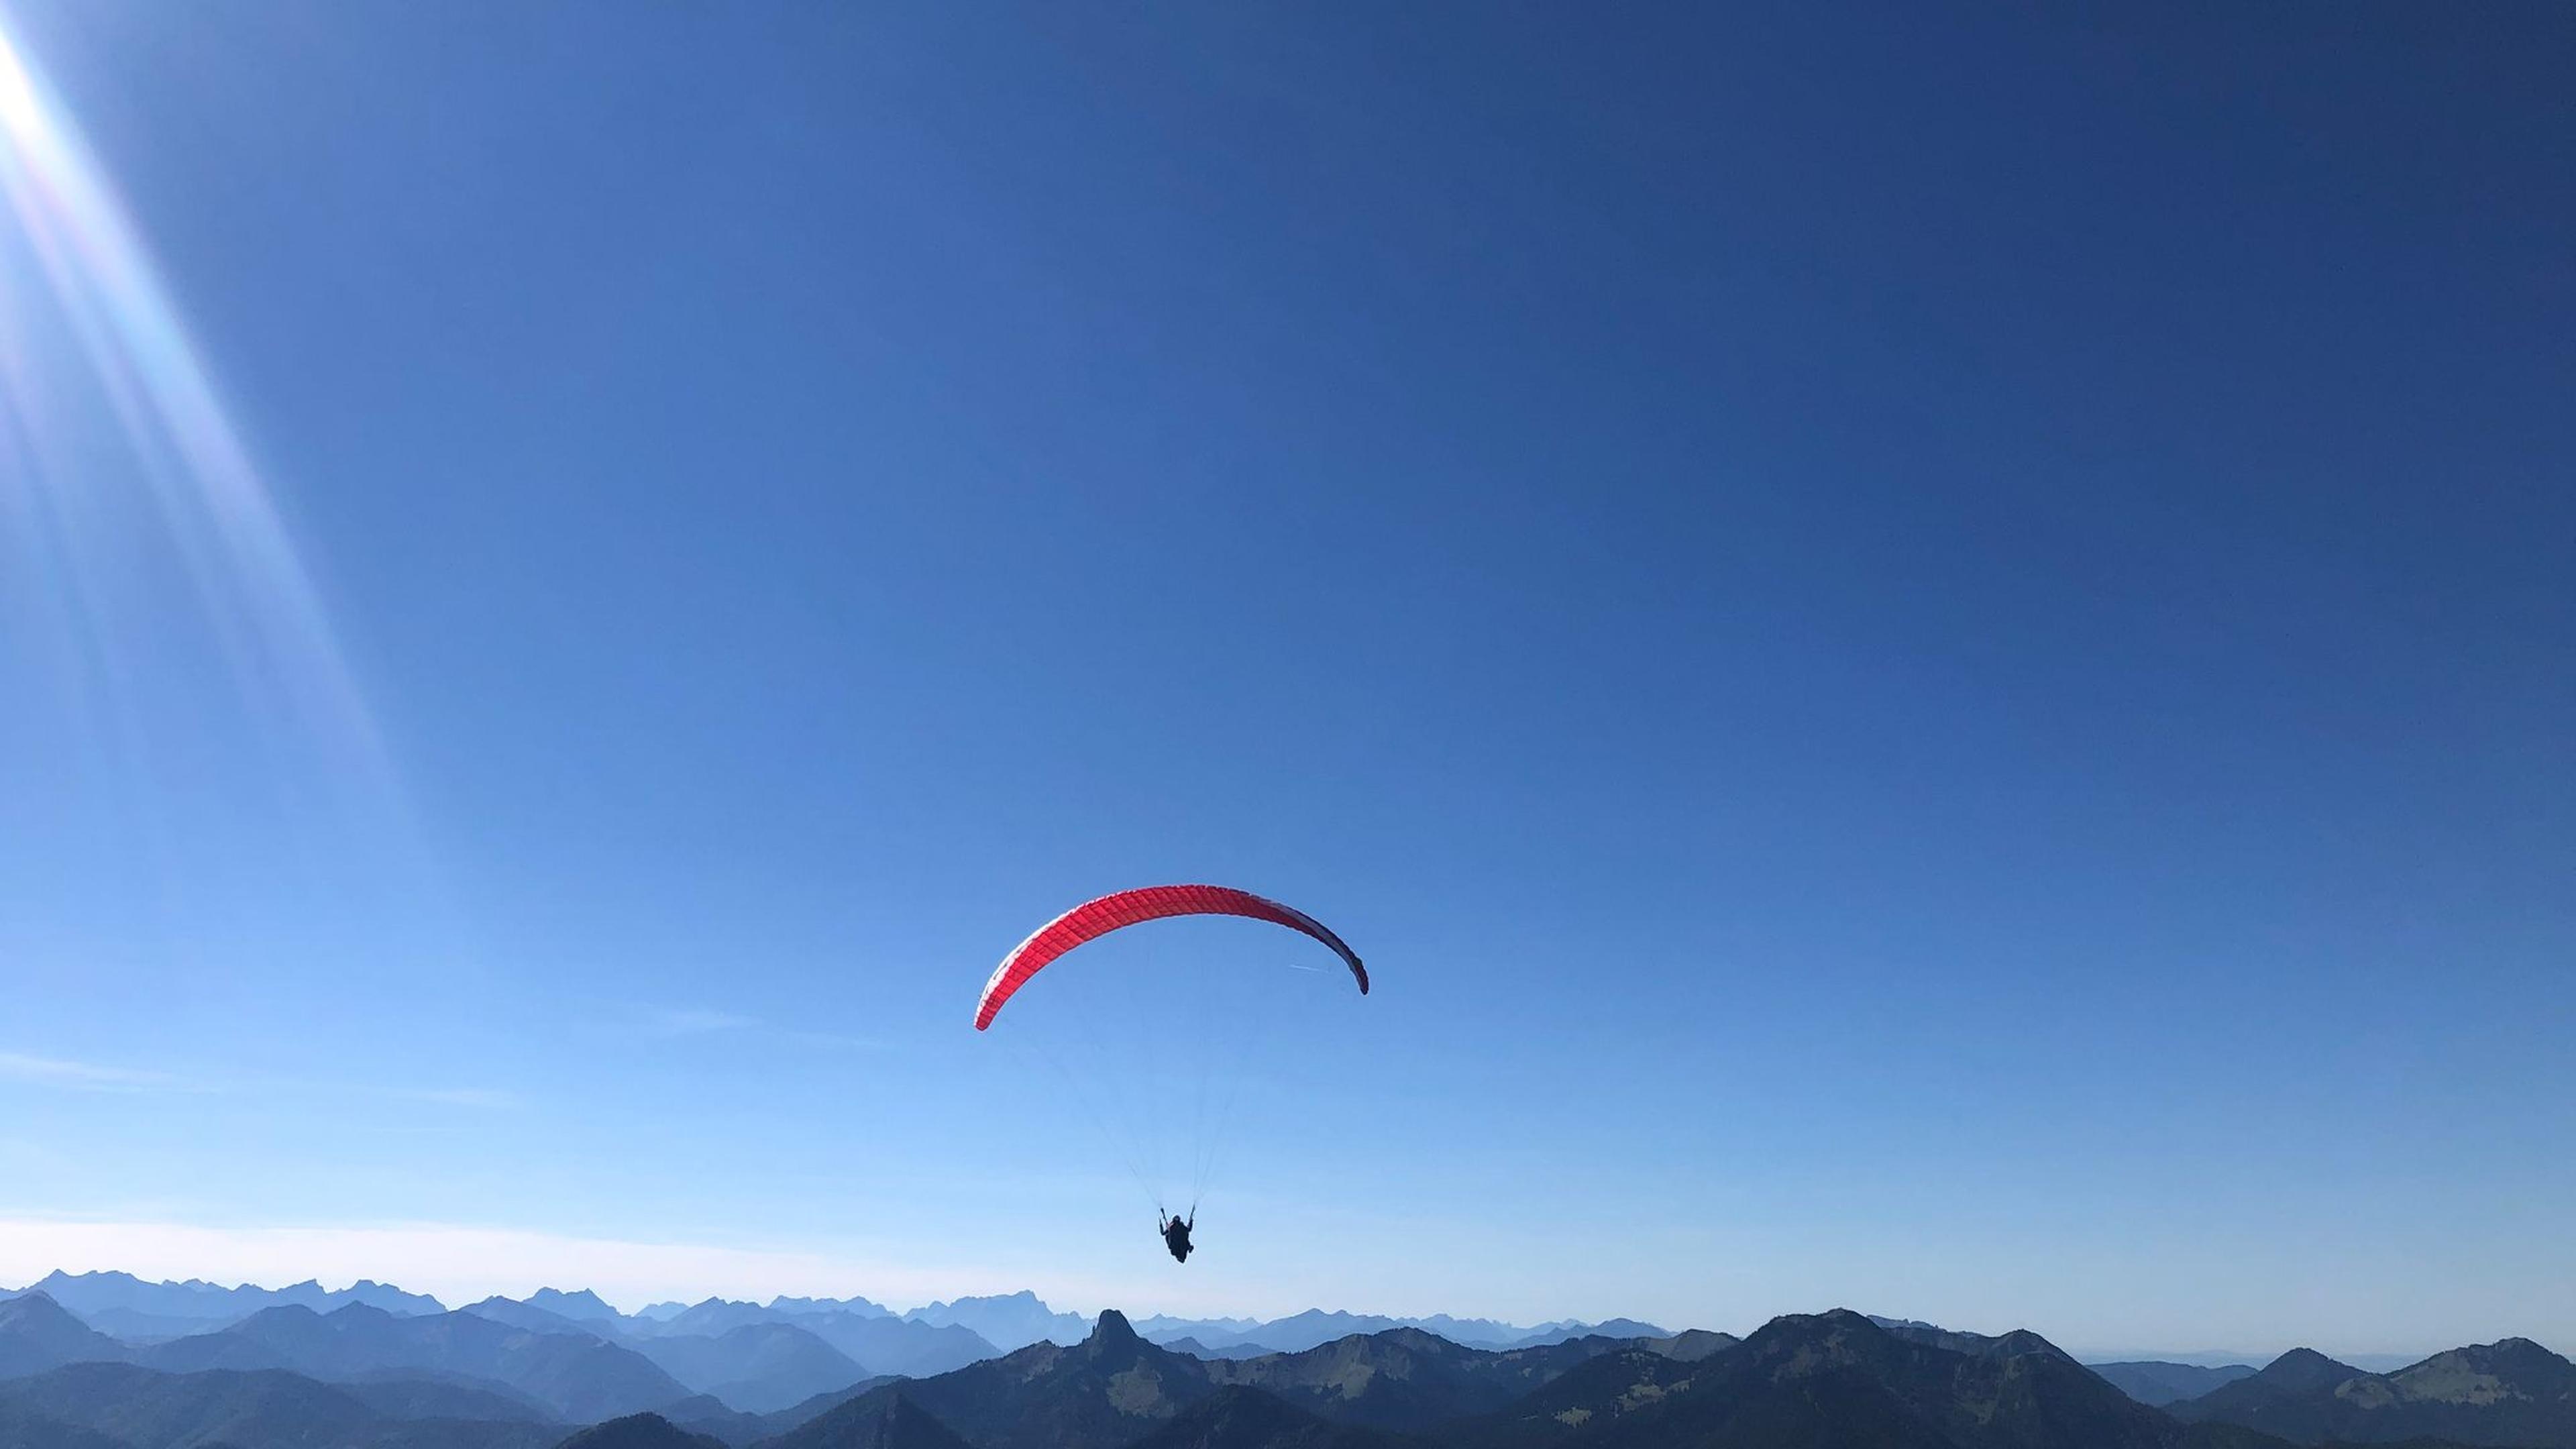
[975,884,1367,1030]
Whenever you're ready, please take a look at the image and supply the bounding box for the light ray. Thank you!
[0,17,401,818]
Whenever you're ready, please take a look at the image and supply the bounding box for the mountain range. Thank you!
[0,1270,444,1342]
[757,1309,1648,1449]
[1132,1311,1672,1358]
[1,1274,1680,1366]
[7,1270,2575,1449]
[2168,1341,2576,1445]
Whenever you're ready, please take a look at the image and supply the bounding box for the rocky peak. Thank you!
[2259,1347,2367,1391]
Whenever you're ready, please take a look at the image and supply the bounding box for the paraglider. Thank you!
[974,883,1367,1031]
[973,884,1368,1264]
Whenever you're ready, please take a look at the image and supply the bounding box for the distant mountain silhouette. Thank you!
[625,1299,994,1380]
[2092,1361,2261,1407]
[1422,1318,1576,1351]
[1136,1310,1662,1358]
[1161,1337,1287,1362]
[780,1315,996,1381]
[1135,1316,1265,1344]
[553,1411,728,1448]
[0,1360,557,1448]
[2171,1339,2576,1446]
[904,1293,1091,1352]
[1122,1386,1412,1449]
[444,1290,659,1345]
[769,1297,895,1322]
[5,1270,444,1344]
[1502,1321,1670,1350]
[629,1322,870,1414]
[0,1292,126,1379]
[430,1290,1676,1371]
[470,1297,621,1340]
[136,1303,694,1421]
[1173,1312,1468,1357]
[651,1301,797,1339]
[531,1291,629,1328]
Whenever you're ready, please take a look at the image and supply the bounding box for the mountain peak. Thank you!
[1774,1307,1880,1338]
[769,1292,892,1318]
[2452,1335,2563,1368]
[2387,1336,2573,1399]
[0,1284,103,1330]
[2259,1346,2365,1389]
[1091,1309,1140,1346]
[531,1287,620,1320]
[34,1271,127,1289]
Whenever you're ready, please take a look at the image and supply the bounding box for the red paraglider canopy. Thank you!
[975,884,1367,1030]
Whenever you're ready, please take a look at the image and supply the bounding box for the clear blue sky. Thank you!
[1,1,2569,1358]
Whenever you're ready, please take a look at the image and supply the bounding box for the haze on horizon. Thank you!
[1,1,2569,1364]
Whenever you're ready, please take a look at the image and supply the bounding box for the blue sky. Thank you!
[1,1,2570,1357]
